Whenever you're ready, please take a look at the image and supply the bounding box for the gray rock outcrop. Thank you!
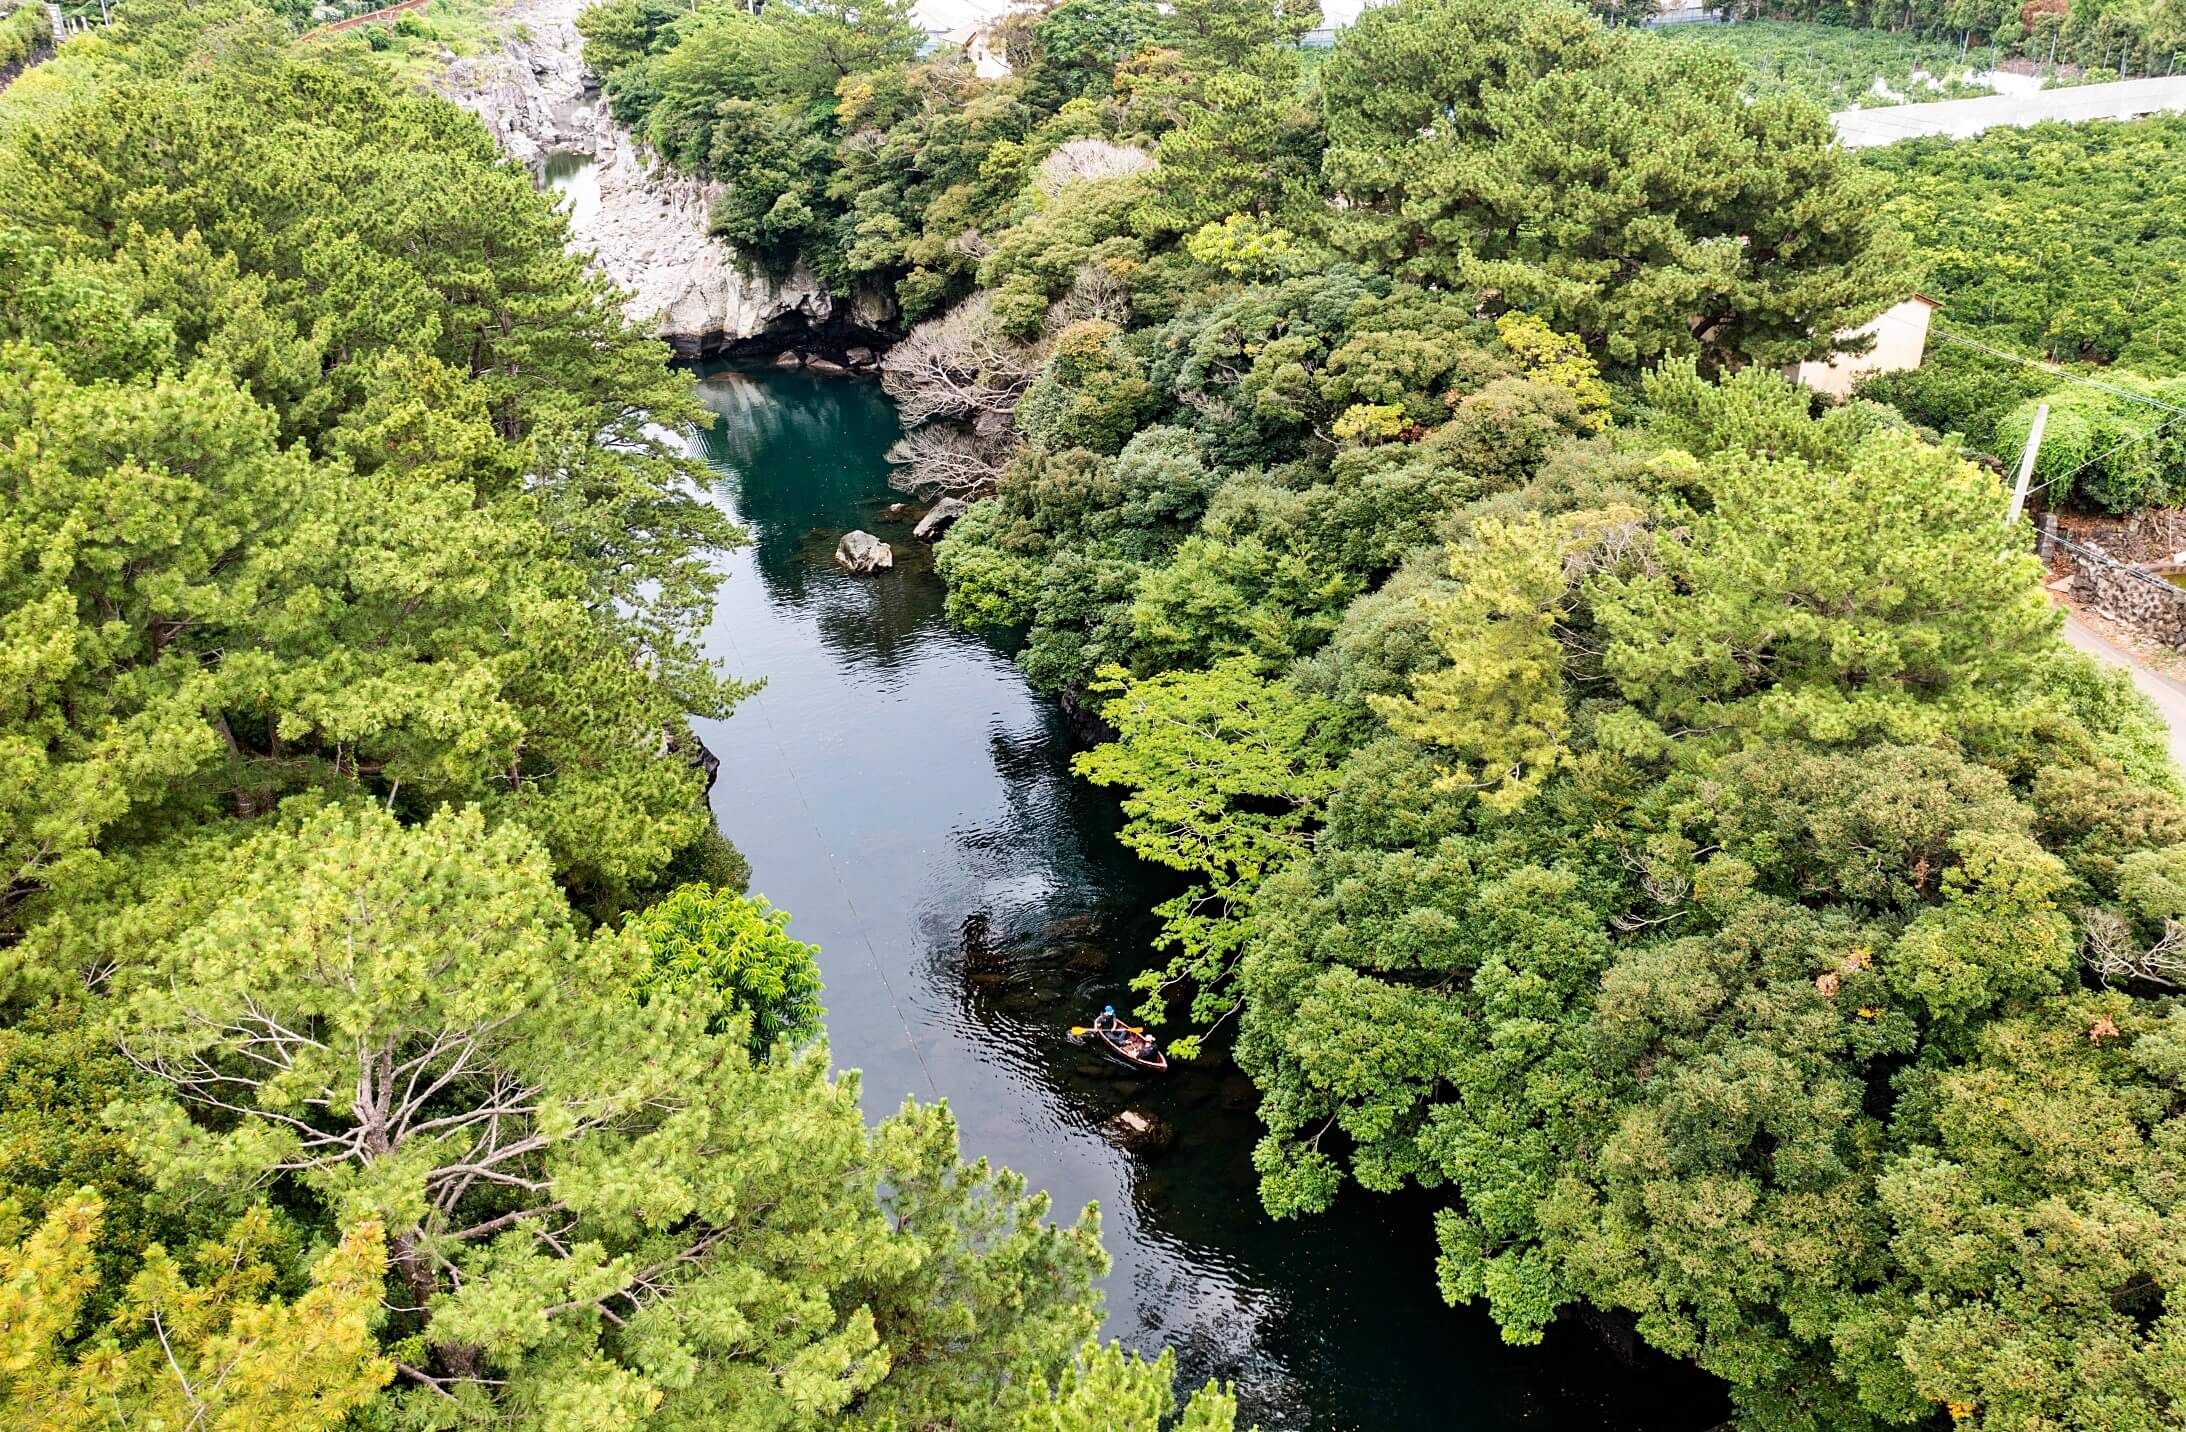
[437,0,879,355]
[834,531,894,574]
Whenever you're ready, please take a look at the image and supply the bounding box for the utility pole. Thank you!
[2006,403,2049,528]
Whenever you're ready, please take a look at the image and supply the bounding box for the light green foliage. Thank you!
[1855,115,2186,503]
[1887,831,2076,1028]
[105,803,1111,1428]
[977,173,1150,335]
[1369,517,1576,813]
[0,9,1216,1429]
[1074,659,1348,1039]
[1320,0,1910,369]
[0,2,53,72]
[0,1195,393,1431]
[1676,0,2182,75]
[1017,1341,1238,1430]
[1642,355,1905,463]
[1863,115,2186,374]
[1993,372,2186,513]
[0,8,745,920]
[850,1103,1116,1430]
[1592,428,2057,747]
[1014,319,1160,453]
[1183,213,1321,283]
[629,884,825,1056]
[1495,313,1610,432]
[1653,20,1999,110]
[1135,67,1323,239]
[1875,995,2186,1431]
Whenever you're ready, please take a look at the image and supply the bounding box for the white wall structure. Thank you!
[1794,295,1939,400]
[1831,75,2186,148]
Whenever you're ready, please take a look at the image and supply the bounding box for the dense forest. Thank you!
[0,3,1235,1426]
[9,0,2186,1426]
[1707,0,2184,75]
[575,0,2186,1428]
[1852,114,2186,509]
[1653,20,2002,109]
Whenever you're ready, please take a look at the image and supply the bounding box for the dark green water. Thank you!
[684,367,1729,1431]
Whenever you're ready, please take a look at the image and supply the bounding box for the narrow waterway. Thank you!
[676,367,1729,1430]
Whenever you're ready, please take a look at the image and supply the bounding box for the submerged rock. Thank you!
[1104,1109,1176,1155]
[913,497,970,541]
[834,531,894,574]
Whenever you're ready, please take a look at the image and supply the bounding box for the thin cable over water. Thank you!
[713,586,944,1104]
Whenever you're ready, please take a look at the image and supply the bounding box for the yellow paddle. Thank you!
[1069,1023,1145,1037]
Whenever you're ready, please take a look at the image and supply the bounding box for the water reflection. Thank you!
[540,150,601,236]
[682,367,1728,1431]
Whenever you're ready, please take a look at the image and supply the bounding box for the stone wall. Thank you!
[2061,536,2186,648]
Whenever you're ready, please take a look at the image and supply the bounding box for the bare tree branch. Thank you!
[880,292,1045,430]
[884,423,1007,500]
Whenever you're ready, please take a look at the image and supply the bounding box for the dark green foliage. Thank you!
[1019,0,1157,109]
[1318,0,1910,369]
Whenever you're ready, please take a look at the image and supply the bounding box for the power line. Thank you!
[1927,328,2186,415]
[2027,408,2186,501]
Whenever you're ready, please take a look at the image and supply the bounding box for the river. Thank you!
[672,367,1729,1430]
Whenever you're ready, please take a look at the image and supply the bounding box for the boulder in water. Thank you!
[834,530,894,574]
[805,356,849,376]
[913,497,970,540]
[772,350,804,368]
[1104,1109,1175,1155]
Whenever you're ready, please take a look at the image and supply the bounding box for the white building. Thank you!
[1793,294,1939,400]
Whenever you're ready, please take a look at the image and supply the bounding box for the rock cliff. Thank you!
[438,0,890,357]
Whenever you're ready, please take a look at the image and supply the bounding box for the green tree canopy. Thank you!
[1319,0,1911,369]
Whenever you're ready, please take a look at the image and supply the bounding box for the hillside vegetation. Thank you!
[1723,0,2186,77]
[573,0,2186,1428]
[1652,19,1998,109]
[1856,114,2186,509]
[0,2,1233,1426]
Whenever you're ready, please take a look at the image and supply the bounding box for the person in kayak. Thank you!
[1093,1006,1120,1034]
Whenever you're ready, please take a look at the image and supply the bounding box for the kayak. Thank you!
[1090,1025,1168,1073]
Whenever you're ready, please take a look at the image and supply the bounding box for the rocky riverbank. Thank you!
[437,0,892,358]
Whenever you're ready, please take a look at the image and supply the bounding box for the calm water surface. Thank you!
[684,367,1728,1431]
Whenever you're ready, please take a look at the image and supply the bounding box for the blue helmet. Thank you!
[1103,1006,1115,1014]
